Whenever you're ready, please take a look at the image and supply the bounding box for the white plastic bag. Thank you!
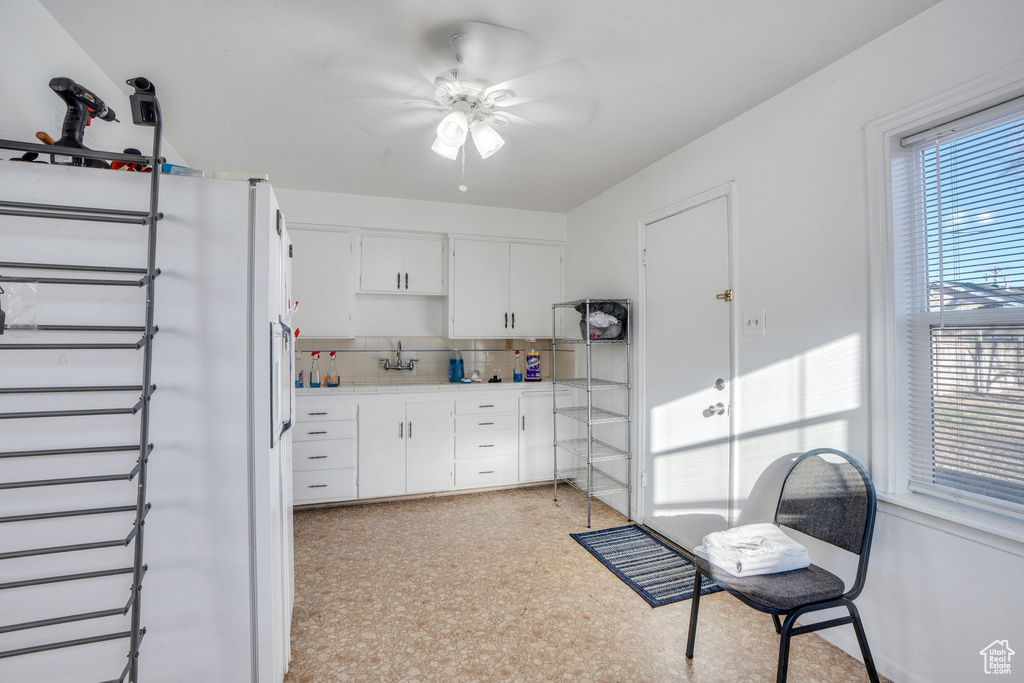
[0,282,38,336]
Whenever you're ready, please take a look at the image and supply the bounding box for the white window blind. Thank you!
[893,102,1024,514]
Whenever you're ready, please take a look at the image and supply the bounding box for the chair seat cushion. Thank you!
[692,554,846,611]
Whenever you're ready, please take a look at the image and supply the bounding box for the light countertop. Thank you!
[296,380,554,396]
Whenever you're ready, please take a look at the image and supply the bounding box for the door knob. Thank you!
[703,402,726,418]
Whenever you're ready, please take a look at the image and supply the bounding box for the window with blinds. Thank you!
[893,100,1024,514]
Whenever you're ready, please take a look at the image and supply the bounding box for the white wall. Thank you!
[564,1,1024,681]
[276,187,566,241]
[0,1,186,165]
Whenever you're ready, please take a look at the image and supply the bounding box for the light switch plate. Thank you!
[743,308,766,337]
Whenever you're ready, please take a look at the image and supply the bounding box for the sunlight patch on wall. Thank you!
[737,333,861,436]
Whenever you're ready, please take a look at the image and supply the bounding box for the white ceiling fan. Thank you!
[333,21,598,163]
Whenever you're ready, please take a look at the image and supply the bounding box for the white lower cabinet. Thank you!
[519,391,566,483]
[454,398,519,488]
[292,406,358,504]
[294,387,561,505]
[357,400,454,498]
[357,402,407,499]
[406,401,454,494]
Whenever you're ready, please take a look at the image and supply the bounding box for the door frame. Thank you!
[634,181,739,537]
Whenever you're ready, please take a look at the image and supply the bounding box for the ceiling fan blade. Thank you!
[486,58,594,102]
[431,21,543,82]
[494,95,599,134]
[343,106,442,139]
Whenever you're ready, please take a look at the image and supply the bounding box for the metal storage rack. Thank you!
[552,298,632,527]
[0,82,163,682]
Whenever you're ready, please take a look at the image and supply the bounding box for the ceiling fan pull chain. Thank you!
[459,145,468,192]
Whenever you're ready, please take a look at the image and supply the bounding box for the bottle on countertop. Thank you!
[309,351,321,388]
[294,329,303,388]
[513,350,524,382]
[327,351,340,387]
[525,341,541,382]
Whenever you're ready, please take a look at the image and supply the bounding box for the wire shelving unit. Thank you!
[552,298,632,527]
[0,83,163,682]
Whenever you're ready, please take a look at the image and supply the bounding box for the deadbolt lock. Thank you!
[716,289,733,302]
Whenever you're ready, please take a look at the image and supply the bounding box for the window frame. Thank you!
[866,63,1024,536]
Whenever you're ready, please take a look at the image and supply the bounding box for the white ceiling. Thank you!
[41,0,938,213]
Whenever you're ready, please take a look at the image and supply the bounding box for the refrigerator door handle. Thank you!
[280,318,293,435]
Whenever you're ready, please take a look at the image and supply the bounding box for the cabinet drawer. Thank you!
[293,468,356,503]
[293,439,356,472]
[455,398,517,415]
[455,414,518,433]
[455,431,518,459]
[454,456,518,488]
[293,420,355,442]
[296,402,356,423]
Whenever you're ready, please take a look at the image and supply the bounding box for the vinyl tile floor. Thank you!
[284,485,884,682]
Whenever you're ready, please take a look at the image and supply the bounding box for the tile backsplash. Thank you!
[294,336,574,385]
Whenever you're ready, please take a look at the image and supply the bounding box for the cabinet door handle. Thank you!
[479,404,495,408]
[478,422,494,426]
[397,272,401,290]
[308,455,329,460]
[308,411,328,416]
[405,272,409,290]
[479,444,495,448]
[522,415,525,431]
[511,312,515,329]
[399,422,404,438]
[308,430,328,435]
[308,484,328,489]
[408,421,412,438]
[505,312,508,329]
[479,470,495,475]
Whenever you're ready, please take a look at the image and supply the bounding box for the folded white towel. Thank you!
[696,524,810,578]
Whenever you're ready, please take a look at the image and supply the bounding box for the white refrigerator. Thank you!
[0,162,295,682]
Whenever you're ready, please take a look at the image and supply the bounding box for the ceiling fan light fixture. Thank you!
[470,121,504,159]
[436,110,469,148]
[431,135,461,160]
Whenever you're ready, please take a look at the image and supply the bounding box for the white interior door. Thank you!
[357,402,407,498]
[406,401,453,493]
[360,235,404,292]
[403,238,445,294]
[452,239,510,337]
[642,195,732,550]
[509,243,562,337]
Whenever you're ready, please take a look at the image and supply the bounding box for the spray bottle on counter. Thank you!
[309,351,321,388]
[327,351,340,387]
[513,350,524,382]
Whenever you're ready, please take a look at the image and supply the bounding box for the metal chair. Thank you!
[685,448,879,683]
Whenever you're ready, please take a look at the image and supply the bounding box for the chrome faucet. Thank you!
[381,340,416,371]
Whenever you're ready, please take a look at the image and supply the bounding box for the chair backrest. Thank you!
[774,448,876,567]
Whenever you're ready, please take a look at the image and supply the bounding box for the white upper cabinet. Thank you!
[451,239,511,338]
[448,238,563,339]
[359,234,445,295]
[509,242,563,337]
[290,228,354,338]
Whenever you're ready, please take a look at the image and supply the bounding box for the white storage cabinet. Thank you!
[292,402,357,503]
[290,228,355,338]
[453,398,520,488]
[358,399,454,498]
[447,238,562,339]
[360,234,445,295]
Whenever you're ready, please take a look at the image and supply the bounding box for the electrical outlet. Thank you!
[505,339,513,351]
[743,308,766,337]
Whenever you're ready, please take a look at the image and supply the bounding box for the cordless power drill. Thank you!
[48,77,118,167]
